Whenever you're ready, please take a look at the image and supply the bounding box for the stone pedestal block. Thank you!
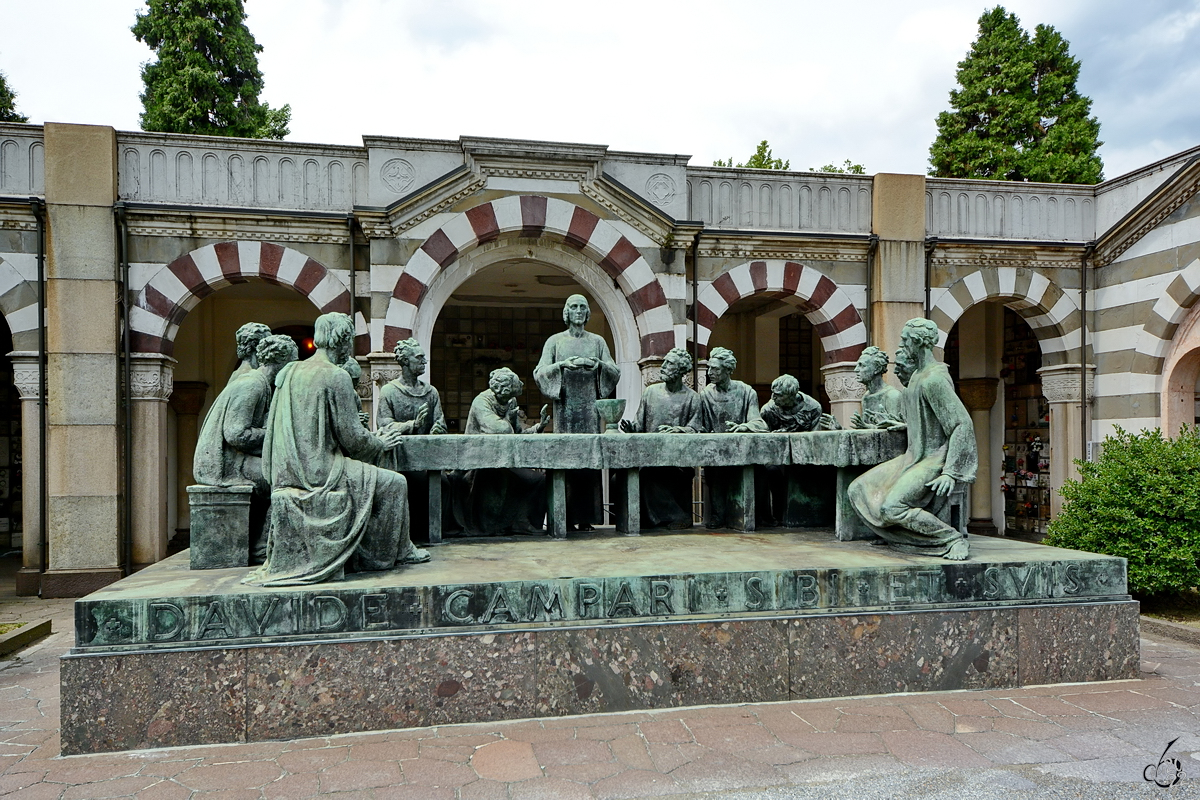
[187,485,252,569]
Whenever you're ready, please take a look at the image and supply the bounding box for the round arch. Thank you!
[1160,290,1200,436]
[382,195,674,357]
[930,267,1081,366]
[413,239,646,414]
[130,241,364,355]
[0,256,42,351]
[1133,257,1200,381]
[692,260,866,364]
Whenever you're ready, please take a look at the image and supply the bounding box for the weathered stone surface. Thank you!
[1018,602,1141,685]
[61,648,247,755]
[789,608,1020,699]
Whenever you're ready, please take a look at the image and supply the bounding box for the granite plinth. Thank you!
[61,533,1138,754]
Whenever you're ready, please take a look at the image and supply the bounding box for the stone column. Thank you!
[1037,364,1095,518]
[958,377,999,536]
[169,382,208,536]
[42,123,122,598]
[870,174,927,374]
[10,353,42,596]
[821,362,866,429]
[130,354,175,569]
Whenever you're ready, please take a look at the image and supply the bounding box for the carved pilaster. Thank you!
[821,361,866,429]
[129,354,176,401]
[957,378,999,413]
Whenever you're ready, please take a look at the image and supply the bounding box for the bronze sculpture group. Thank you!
[192,294,977,586]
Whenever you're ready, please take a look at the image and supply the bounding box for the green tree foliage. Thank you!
[929,6,1102,184]
[1045,426,1200,596]
[714,140,790,170]
[0,70,27,123]
[812,160,865,174]
[132,0,290,139]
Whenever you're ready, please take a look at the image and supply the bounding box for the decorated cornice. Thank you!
[1093,155,1200,267]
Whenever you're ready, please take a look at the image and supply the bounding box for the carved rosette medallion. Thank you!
[1036,364,1095,404]
[380,158,417,194]
[645,173,677,205]
[129,355,176,401]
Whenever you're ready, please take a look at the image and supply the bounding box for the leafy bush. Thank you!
[1045,425,1200,596]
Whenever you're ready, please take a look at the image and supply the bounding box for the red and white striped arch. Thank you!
[130,241,365,355]
[383,195,675,355]
[693,260,866,364]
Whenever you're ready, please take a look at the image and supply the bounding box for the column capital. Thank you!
[1036,364,1095,404]
[8,350,41,400]
[169,381,209,416]
[129,353,176,401]
[367,352,401,387]
[821,361,867,403]
[636,355,703,390]
[957,377,999,413]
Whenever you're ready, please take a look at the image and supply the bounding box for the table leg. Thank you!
[549,469,567,539]
[427,470,442,545]
[735,464,756,531]
[615,468,640,536]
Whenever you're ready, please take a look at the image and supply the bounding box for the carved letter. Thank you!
[796,574,818,608]
[361,594,388,629]
[444,589,474,624]
[650,580,674,615]
[528,585,563,621]
[607,583,639,618]
[312,595,348,632]
[1013,565,1040,598]
[746,576,766,610]
[1063,563,1082,595]
[149,601,184,642]
[481,587,516,624]
[198,600,231,639]
[889,573,911,602]
[983,567,1002,599]
[577,583,601,618]
[242,596,282,636]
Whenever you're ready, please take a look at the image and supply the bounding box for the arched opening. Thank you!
[428,258,615,432]
[167,279,323,544]
[946,304,1049,540]
[1160,297,1200,437]
[708,296,825,406]
[0,316,21,555]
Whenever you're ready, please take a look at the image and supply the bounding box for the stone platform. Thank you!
[61,532,1139,754]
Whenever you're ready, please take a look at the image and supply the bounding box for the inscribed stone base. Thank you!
[61,532,1138,754]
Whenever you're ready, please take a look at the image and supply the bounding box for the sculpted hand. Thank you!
[656,425,692,433]
[430,417,447,435]
[358,412,370,427]
[377,425,405,449]
[817,413,841,431]
[926,474,956,497]
[412,406,429,432]
[619,418,636,433]
[850,412,866,430]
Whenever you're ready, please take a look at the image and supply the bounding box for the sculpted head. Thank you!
[770,373,800,411]
[488,367,523,402]
[563,294,591,327]
[235,322,272,366]
[256,335,299,380]
[393,338,427,377]
[855,346,890,385]
[313,313,355,361]
[660,347,692,383]
[900,318,940,357]
[707,347,737,385]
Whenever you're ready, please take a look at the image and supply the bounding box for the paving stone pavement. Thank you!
[5,563,1200,797]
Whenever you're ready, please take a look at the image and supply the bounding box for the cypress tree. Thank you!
[132,0,290,139]
[929,6,1102,184]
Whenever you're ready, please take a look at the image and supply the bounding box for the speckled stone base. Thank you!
[60,599,1140,755]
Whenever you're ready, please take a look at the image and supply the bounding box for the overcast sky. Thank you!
[1,0,1197,181]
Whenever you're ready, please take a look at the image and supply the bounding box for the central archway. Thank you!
[412,239,644,415]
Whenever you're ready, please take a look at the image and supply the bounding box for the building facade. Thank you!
[3,121,1198,596]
